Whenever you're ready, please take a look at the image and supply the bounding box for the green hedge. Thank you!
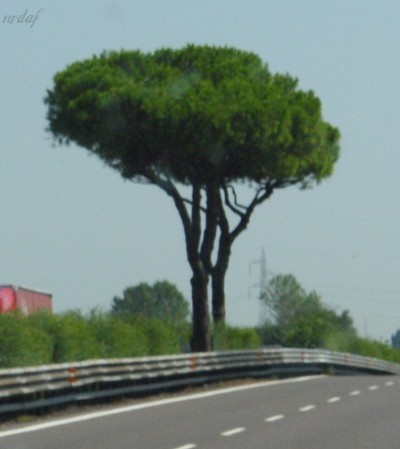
[213,324,261,351]
[5,311,398,369]
[324,331,400,363]
[0,311,192,367]
[0,312,53,367]
[0,311,265,367]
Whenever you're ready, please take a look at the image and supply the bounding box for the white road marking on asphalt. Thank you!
[221,427,246,436]
[385,381,394,386]
[0,375,325,439]
[299,405,316,412]
[265,414,285,422]
[327,397,341,403]
[350,390,361,396]
[174,445,196,449]
[368,385,379,391]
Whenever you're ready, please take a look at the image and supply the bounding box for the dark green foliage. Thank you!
[45,45,339,186]
[111,280,189,323]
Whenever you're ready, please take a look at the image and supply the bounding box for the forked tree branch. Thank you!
[225,182,275,241]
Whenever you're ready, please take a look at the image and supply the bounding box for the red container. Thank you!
[0,285,52,315]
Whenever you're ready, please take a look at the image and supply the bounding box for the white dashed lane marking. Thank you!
[299,405,316,412]
[174,445,196,449]
[221,427,246,437]
[265,414,285,422]
[350,390,361,396]
[174,380,393,449]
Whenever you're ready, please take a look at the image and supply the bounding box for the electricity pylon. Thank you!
[249,247,269,323]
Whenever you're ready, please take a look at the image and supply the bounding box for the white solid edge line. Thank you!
[221,427,246,436]
[265,414,285,422]
[0,374,325,439]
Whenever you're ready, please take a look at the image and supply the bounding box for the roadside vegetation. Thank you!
[257,273,400,365]
[0,310,260,368]
[0,280,259,368]
[0,277,398,368]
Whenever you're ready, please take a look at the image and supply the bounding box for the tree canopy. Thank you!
[46,45,339,187]
[259,274,355,348]
[111,281,189,323]
[45,45,340,351]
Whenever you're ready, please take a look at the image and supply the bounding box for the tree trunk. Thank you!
[211,234,232,324]
[190,264,211,351]
[183,183,211,352]
[211,267,226,323]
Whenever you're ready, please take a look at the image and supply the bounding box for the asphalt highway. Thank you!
[1,374,399,448]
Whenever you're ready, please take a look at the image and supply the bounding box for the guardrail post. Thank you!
[68,367,77,384]
[189,356,197,370]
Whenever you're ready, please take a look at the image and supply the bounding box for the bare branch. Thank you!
[229,183,275,241]
[226,184,248,210]
[216,187,230,236]
[140,168,192,239]
[222,184,245,218]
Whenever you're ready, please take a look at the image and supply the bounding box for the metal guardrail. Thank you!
[0,348,399,414]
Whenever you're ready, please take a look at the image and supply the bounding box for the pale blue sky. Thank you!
[1,1,399,341]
